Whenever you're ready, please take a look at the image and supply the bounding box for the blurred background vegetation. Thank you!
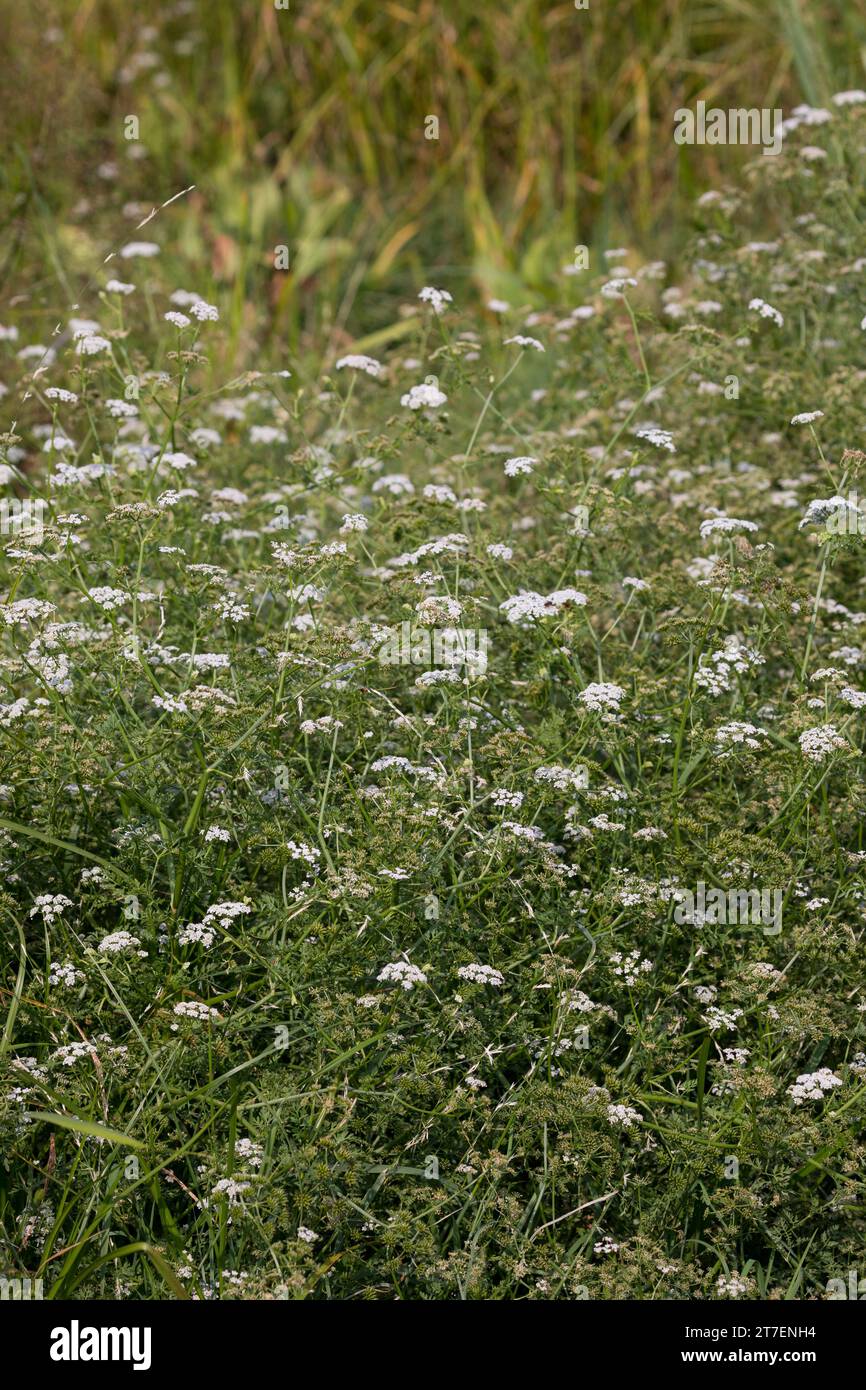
[2,0,865,364]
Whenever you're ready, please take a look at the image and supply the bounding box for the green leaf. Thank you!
[27,1112,145,1149]
[696,1034,711,1127]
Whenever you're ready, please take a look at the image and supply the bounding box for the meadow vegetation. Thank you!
[1,2,865,1301]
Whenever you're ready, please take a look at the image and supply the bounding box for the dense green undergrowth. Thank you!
[2,98,866,1300]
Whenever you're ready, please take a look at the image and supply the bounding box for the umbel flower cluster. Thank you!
[1,95,866,1302]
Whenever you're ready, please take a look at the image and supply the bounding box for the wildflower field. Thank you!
[2,3,866,1308]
